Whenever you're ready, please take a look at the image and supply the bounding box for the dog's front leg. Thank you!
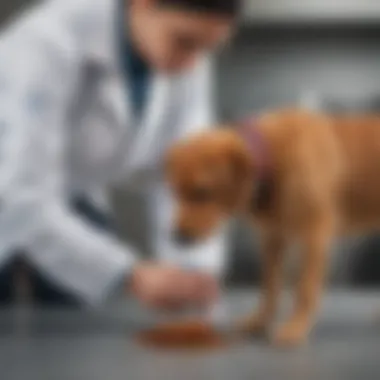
[273,220,332,347]
[238,232,286,337]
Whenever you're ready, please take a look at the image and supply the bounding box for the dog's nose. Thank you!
[173,229,195,246]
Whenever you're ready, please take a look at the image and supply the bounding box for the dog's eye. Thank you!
[187,187,213,203]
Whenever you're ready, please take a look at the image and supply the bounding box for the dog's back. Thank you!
[255,109,380,235]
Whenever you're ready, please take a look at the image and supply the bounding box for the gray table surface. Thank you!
[0,291,379,380]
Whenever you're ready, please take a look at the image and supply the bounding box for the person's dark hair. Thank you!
[157,0,241,17]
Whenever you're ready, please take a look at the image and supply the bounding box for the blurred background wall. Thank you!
[2,0,380,287]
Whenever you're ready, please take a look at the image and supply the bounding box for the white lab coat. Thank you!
[0,0,228,304]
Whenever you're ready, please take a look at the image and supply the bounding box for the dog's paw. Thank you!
[235,314,270,338]
[272,321,308,348]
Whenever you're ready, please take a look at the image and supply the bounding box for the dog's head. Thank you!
[166,129,254,246]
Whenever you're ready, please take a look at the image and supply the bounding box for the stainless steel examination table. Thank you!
[0,291,379,380]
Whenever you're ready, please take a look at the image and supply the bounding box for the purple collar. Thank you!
[237,116,275,212]
[237,116,271,179]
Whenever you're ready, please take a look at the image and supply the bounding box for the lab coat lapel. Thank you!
[94,0,172,170]
[79,0,130,138]
[101,68,131,134]
[83,0,173,180]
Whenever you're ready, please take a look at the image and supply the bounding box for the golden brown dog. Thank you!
[166,108,380,347]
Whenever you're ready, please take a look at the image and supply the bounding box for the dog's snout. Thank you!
[172,229,195,246]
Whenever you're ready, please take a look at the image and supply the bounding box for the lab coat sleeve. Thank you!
[0,30,135,305]
[151,58,230,277]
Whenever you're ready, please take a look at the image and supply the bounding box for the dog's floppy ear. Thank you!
[225,139,254,211]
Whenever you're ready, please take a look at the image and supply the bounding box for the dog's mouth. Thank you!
[172,229,205,247]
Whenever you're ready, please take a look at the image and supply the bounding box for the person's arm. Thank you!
[151,58,230,277]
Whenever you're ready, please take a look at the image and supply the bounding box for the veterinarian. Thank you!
[0,0,239,307]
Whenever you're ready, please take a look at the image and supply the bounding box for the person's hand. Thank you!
[129,263,219,312]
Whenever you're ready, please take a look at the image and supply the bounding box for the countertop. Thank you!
[0,291,379,380]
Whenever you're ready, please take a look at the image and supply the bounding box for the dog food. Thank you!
[137,320,231,350]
